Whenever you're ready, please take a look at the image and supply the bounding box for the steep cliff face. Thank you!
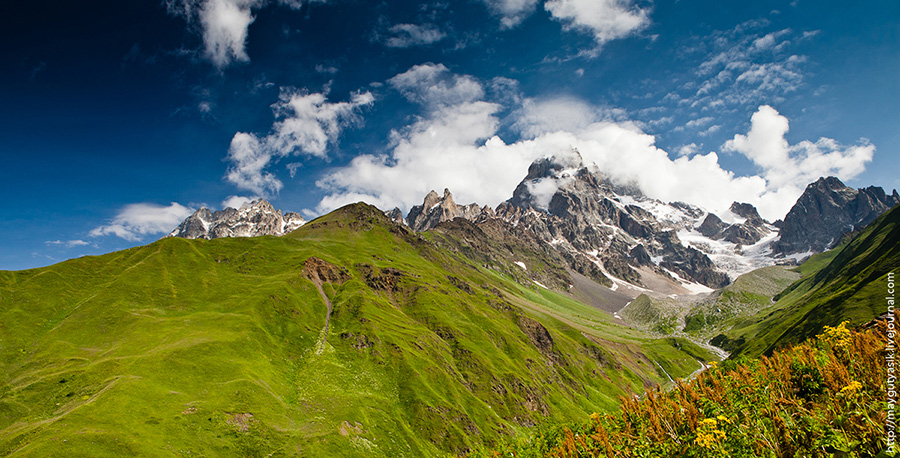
[494,153,731,289]
[773,177,900,257]
[167,199,305,239]
[405,188,491,231]
[404,151,735,290]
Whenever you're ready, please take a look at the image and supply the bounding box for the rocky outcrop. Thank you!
[385,207,405,225]
[167,199,305,239]
[697,213,727,238]
[492,152,731,289]
[695,202,773,247]
[774,177,899,256]
[405,189,489,231]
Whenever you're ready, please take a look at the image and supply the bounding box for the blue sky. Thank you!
[1,0,897,270]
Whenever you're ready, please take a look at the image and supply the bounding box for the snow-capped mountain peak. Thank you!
[167,199,305,240]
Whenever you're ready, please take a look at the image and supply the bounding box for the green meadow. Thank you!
[0,204,710,457]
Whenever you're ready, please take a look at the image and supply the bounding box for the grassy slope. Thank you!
[722,204,900,358]
[470,316,890,457]
[682,266,801,339]
[0,204,709,457]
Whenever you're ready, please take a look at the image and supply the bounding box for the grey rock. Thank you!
[697,213,726,238]
[406,188,486,231]
[168,199,306,240]
[774,177,899,255]
[385,207,405,225]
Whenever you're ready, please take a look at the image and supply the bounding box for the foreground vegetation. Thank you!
[472,318,892,457]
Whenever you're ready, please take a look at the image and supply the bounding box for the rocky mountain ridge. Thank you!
[167,199,306,239]
[401,151,896,295]
[772,176,899,257]
[167,155,897,300]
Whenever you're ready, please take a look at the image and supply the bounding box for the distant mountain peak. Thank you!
[167,198,305,240]
[774,176,899,257]
[523,149,585,181]
[406,188,488,231]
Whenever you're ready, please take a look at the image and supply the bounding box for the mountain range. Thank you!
[171,152,897,306]
[1,153,897,456]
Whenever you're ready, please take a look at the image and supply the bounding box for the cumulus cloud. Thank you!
[511,96,607,138]
[316,66,547,213]
[221,195,257,209]
[225,89,374,195]
[198,0,259,67]
[383,23,446,48]
[166,0,262,68]
[480,0,540,28]
[166,0,314,68]
[544,0,649,49]
[388,63,484,107]
[312,72,874,222]
[90,202,195,241]
[723,105,874,200]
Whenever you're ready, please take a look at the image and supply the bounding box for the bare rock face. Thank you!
[384,207,405,225]
[167,199,306,240]
[695,202,773,247]
[401,151,733,289]
[302,256,350,284]
[492,152,731,289]
[774,177,900,256]
[405,189,487,231]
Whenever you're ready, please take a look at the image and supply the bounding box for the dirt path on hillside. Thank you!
[301,257,349,346]
[309,276,333,343]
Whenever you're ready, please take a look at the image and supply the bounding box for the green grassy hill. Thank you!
[716,204,899,358]
[0,203,711,457]
[683,265,801,339]
[469,315,891,457]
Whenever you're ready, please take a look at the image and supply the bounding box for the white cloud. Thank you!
[544,0,649,49]
[677,22,811,112]
[388,63,484,107]
[166,0,313,68]
[723,105,874,201]
[225,132,282,195]
[316,66,545,213]
[166,0,262,68]
[481,0,539,28]
[383,23,446,48]
[677,143,699,157]
[224,89,374,196]
[90,202,195,241]
[685,117,714,129]
[749,29,791,53]
[269,90,375,158]
[45,240,92,248]
[316,101,522,213]
[313,77,875,222]
[199,0,259,68]
[221,195,257,209]
[315,63,339,74]
[512,96,605,138]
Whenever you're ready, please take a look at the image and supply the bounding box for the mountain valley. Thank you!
[1,154,898,456]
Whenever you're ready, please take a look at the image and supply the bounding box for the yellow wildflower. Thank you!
[840,381,863,395]
[695,417,727,450]
[818,321,852,348]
